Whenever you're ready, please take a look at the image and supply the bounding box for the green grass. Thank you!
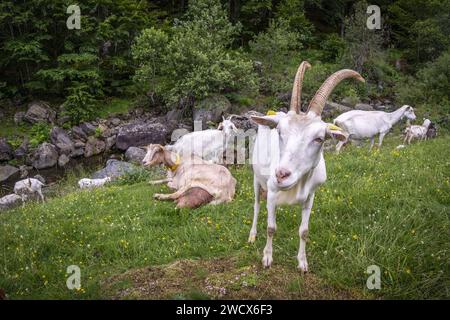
[96,98,134,118]
[0,136,449,299]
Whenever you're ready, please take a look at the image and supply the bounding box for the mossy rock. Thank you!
[193,94,231,128]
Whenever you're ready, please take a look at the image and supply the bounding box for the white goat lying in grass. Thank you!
[78,177,111,189]
[167,116,238,164]
[404,119,431,144]
[142,144,236,208]
[333,105,417,153]
[14,178,45,203]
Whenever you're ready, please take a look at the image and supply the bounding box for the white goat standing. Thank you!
[404,119,431,144]
[167,116,238,164]
[249,61,363,272]
[333,105,417,153]
[78,177,111,189]
[14,178,45,203]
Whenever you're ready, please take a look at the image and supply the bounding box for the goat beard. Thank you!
[175,187,213,209]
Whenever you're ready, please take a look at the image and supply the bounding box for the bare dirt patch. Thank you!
[103,256,367,300]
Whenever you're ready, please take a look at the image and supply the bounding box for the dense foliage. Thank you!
[0,0,449,122]
[132,0,257,107]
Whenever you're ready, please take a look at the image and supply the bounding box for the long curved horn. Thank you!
[289,61,311,113]
[307,69,365,116]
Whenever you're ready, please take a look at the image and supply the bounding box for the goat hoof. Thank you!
[153,194,162,200]
[262,255,273,268]
[248,234,256,243]
[297,261,308,273]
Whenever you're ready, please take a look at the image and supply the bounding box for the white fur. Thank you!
[404,118,431,144]
[78,177,111,189]
[14,178,45,203]
[169,116,238,164]
[334,105,417,153]
[249,110,347,271]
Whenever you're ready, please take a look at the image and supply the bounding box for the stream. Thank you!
[0,154,113,197]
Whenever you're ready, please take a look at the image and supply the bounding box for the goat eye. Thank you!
[314,137,324,144]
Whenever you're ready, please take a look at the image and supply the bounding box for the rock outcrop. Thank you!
[31,143,58,169]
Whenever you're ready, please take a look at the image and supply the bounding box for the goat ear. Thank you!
[326,124,347,141]
[251,116,279,129]
[217,122,224,130]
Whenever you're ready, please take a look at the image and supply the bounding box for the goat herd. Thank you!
[140,61,438,271]
[7,61,438,272]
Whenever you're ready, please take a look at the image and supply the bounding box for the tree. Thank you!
[132,0,257,107]
[275,0,314,44]
[342,1,383,74]
[388,0,450,65]
[250,18,301,70]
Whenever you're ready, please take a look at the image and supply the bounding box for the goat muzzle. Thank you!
[275,168,291,184]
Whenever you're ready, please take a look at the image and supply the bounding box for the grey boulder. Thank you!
[14,111,26,125]
[0,138,14,161]
[125,146,146,164]
[323,101,352,119]
[72,126,88,142]
[105,135,116,152]
[50,127,75,156]
[354,103,374,111]
[32,143,58,169]
[231,111,264,132]
[79,122,97,136]
[14,138,29,159]
[84,136,106,158]
[92,159,137,179]
[115,121,170,151]
[58,154,70,167]
[0,194,24,211]
[24,101,56,124]
[193,94,231,128]
[0,164,19,182]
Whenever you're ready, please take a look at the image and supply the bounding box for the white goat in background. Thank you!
[14,178,45,203]
[249,61,363,272]
[78,177,111,189]
[404,119,431,144]
[333,105,416,153]
[167,116,238,164]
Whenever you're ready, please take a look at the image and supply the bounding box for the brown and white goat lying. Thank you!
[142,144,236,208]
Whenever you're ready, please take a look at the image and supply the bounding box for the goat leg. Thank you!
[248,176,261,243]
[153,186,191,201]
[149,178,172,185]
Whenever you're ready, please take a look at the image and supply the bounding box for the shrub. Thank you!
[29,123,51,148]
[63,84,97,125]
[395,49,450,107]
[113,167,153,186]
[275,0,314,44]
[320,33,346,62]
[250,18,301,71]
[341,1,383,74]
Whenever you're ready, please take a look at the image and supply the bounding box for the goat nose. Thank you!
[275,168,291,183]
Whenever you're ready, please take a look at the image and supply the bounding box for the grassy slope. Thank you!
[0,136,449,299]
